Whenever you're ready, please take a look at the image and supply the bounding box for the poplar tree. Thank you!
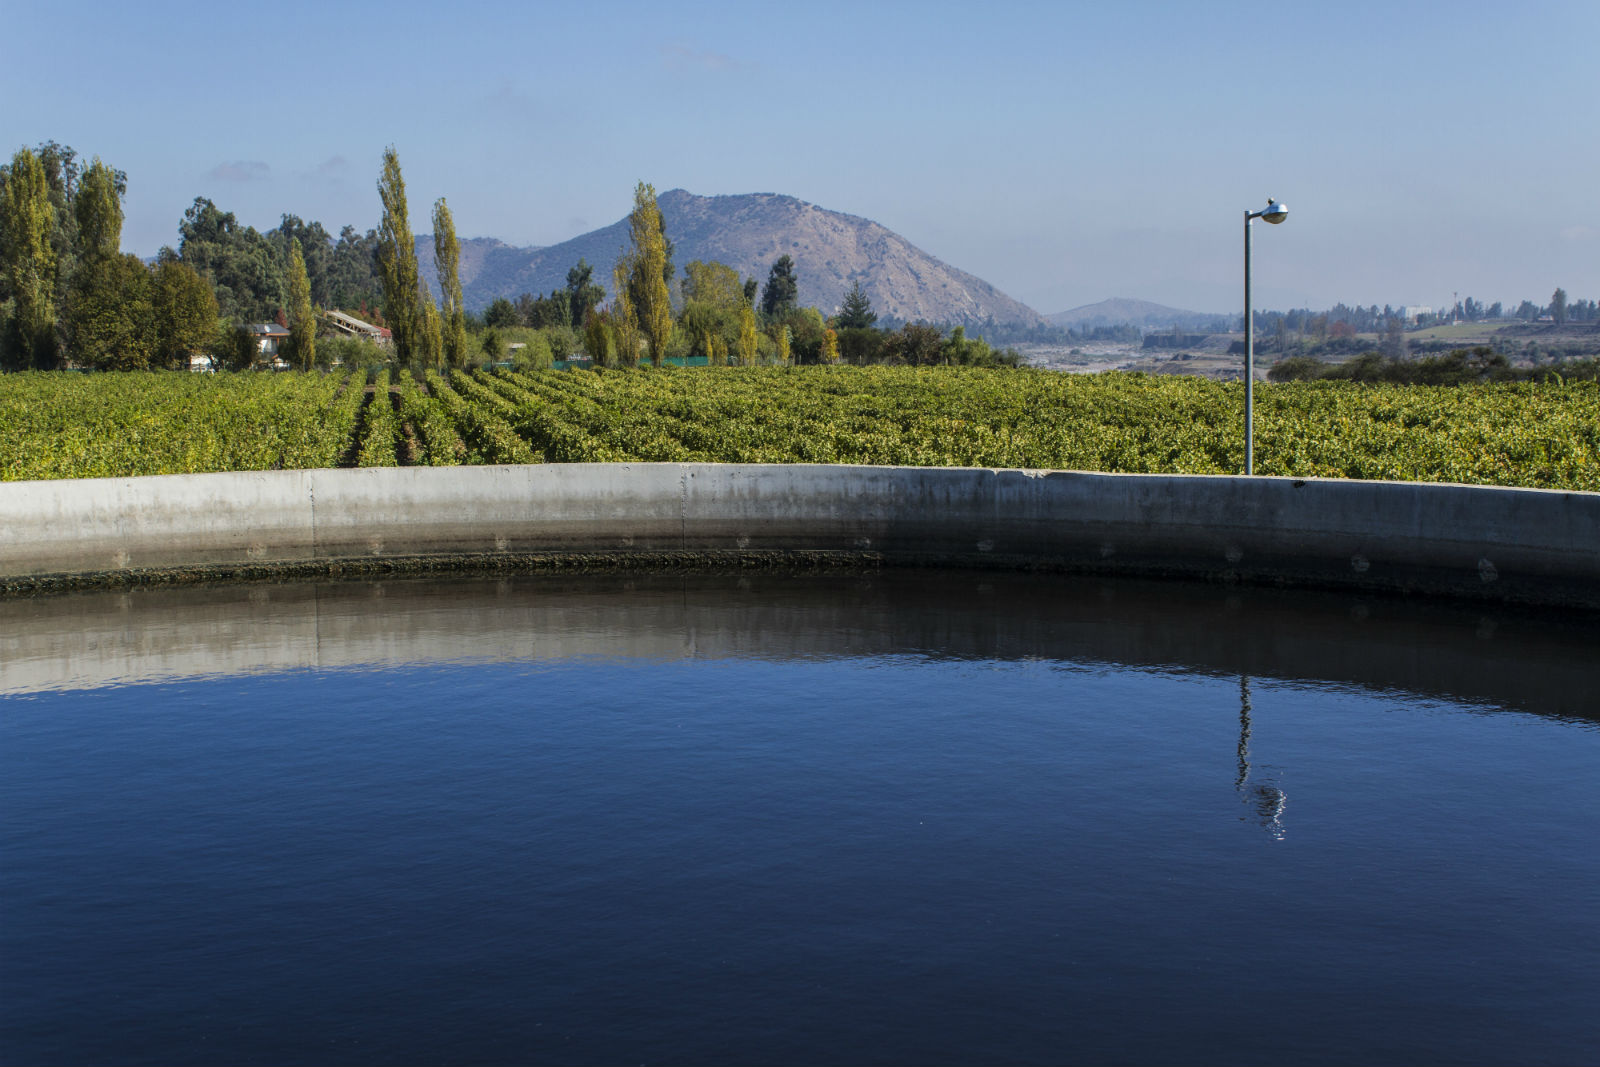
[736,300,758,366]
[433,197,468,367]
[611,257,641,367]
[73,158,123,267]
[776,324,791,365]
[623,182,671,366]
[0,148,60,368]
[376,146,420,363]
[287,237,315,370]
[417,287,443,370]
[821,327,840,364]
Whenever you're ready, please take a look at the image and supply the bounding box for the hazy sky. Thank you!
[6,0,1595,314]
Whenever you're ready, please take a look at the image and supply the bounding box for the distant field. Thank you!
[2,366,1596,492]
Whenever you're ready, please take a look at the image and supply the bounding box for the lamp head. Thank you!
[1261,198,1288,224]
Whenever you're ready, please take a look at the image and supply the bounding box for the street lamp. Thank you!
[1243,198,1288,475]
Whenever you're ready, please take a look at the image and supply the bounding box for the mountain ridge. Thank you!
[415,190,1046,328]
[1047,297,1231,330]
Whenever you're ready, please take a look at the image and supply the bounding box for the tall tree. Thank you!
[566,259,604,326]
[152,260,220,370]
[619,182,672,366]
[73,157,123,268]
[417,286,444,370]
[760,254,798,317]
[432,197,468,368]
[0,148,60,368]
[65,253,155,370]
[1551,288,1568,326]
[836,280,877,329]
[611,257,641,367]
[736,299,758,366]
[174,197,285,323]
[286,237,315,370]
[376,146,421,363]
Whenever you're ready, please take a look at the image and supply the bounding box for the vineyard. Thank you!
[1,366,1596,491]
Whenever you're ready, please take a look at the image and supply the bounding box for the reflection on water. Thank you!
[2,572,1599,1066]
[1237,675,1287,839]
[2,572,1598,721]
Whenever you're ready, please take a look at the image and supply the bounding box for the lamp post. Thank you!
[1243,198,1288,475]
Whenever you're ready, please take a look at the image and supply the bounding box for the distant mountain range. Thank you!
[415,190,1046,328]
[1047,298,1233,331]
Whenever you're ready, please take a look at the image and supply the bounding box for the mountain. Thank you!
[415,190,1046,328]
[1047,298,1230,331]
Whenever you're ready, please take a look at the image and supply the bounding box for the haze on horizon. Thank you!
[6,0,1595,317]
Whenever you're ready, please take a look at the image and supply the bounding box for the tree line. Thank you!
[2,143,1021,375]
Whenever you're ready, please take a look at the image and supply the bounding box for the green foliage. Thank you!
[0,369,364,479]
[73,158,123,268]
[760,254,798,317]
[152,260,220,369]
[620,182,672,366]
[356,368,400,466]
[433,198,469,368]
[174,197,286,323]
[286,238,315,370]
[736,301,758,366]
[65,253,155,370]
[376,146,421,364]
[1551,288,1568,326]
[0,148,60,369]
[481,327,504,363]
[484,297,518,328]
[836,280,877,329]
[5,368,1597,494]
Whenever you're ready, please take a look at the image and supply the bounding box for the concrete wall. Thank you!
[3,464,1597,607]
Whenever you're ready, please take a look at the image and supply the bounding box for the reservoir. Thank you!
[2,572,1597,1065]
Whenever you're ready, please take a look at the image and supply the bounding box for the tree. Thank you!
[433,197,469,368]
[0,148,60,368]
[821,327,840,364]
[484,297,519,328]
[760,254,798,317]
[618,182,672,365]
[152,260,219,369]
[611,257,641,367]
[681,259,744,309]
[173,197,286,323]
[73,157,123,268]
[286,237,315,370]
[1551,288,1568,326]
[735,299,758,366]
[836,280,876,329]
[376,146,422,364]
[65,253,155,370]
[565,259,605,325]
[775,324,791,364]
[416,286,443,370]
[273,216,335,306]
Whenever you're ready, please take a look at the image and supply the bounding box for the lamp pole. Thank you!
[1243,198,1288,475]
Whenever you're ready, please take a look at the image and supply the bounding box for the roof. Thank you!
[246,323,291,337]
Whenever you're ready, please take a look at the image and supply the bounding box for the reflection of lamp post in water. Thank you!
[1237,675,1286,838]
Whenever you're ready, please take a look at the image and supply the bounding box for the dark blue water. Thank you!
[2,575,1597,1065]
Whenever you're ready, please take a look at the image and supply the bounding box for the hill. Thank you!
[1048,297,1230,331]
[415,190,1046,328]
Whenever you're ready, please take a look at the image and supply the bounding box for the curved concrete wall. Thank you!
[2,464,1597,607]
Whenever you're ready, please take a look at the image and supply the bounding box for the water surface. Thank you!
[2,574,1597,1065]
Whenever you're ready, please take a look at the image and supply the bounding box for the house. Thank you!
[323,310,391,345]
[245,323,291,357]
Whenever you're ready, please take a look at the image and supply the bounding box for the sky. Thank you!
[4,0,1596,315]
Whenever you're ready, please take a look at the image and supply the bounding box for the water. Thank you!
[2,574,1597,1065]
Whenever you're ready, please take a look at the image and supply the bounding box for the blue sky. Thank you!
[5,0,1595,314]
